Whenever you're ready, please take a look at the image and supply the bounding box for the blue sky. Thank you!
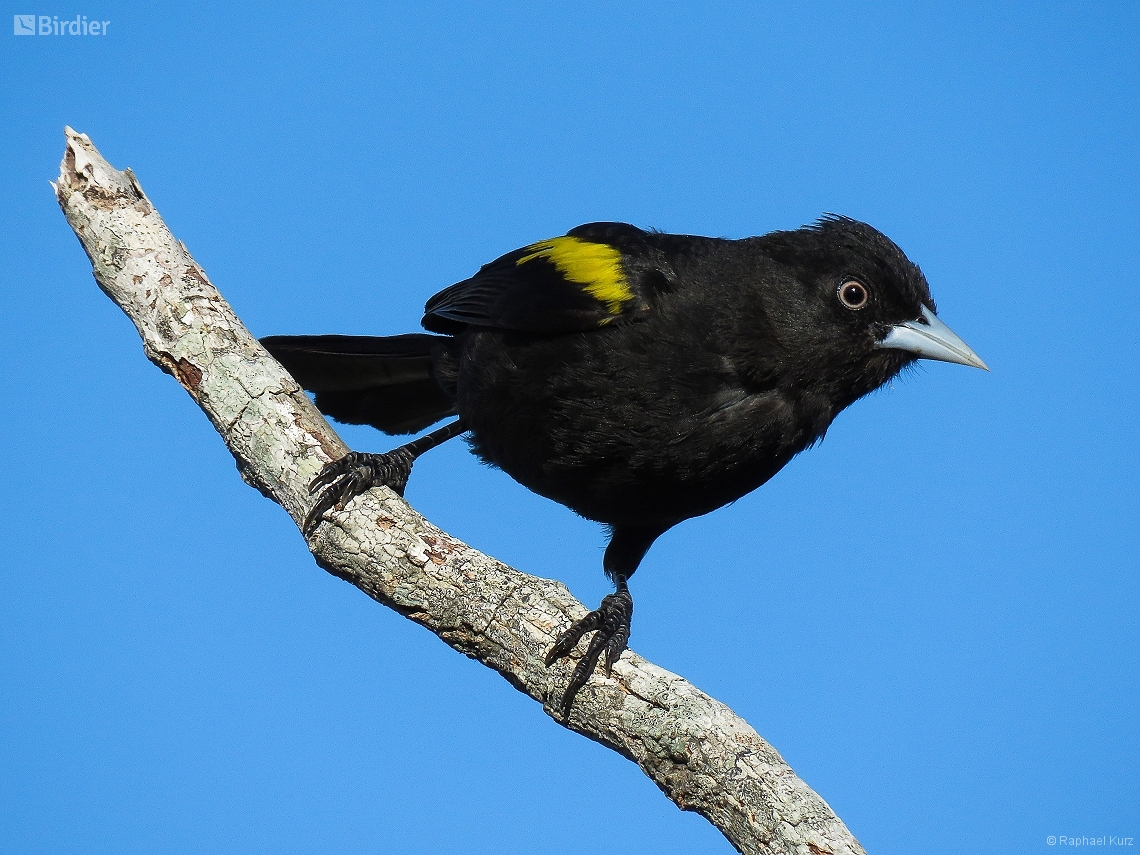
[2,2,1137,853]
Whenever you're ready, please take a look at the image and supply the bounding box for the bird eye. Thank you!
[838,280,869,310]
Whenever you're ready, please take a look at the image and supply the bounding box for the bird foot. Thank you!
[303,449,415,536]
[545,580,633,715]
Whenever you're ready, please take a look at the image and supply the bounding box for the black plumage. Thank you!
[261,216,986,712]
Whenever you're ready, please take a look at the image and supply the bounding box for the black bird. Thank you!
[261,217,986,713]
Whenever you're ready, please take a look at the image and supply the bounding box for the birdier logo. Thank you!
[13,14,110,35]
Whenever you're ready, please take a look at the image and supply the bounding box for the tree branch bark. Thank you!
[54,127,865,855]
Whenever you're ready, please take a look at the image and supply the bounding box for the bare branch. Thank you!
[54,127,865,855]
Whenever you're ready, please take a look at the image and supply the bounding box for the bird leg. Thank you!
[303,418,466,535]
[545,576,633,715]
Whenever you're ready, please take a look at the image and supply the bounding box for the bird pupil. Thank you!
[843,283,865,307]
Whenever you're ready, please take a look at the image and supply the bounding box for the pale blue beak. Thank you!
[877,306,989,370]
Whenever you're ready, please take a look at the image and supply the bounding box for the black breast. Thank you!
[453,323,825,528]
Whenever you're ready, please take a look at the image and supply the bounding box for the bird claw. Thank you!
[303,449,415,536]
[545,581,633,715]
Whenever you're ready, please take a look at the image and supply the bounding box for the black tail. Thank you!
[260,333,456,435]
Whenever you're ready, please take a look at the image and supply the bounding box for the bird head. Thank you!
[752,216,987,405]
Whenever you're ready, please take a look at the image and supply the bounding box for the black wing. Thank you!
[422,222,677,335]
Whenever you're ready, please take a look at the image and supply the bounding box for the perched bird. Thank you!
[261,217,986,713]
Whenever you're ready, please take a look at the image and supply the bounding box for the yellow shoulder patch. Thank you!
[516,236,633,315]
